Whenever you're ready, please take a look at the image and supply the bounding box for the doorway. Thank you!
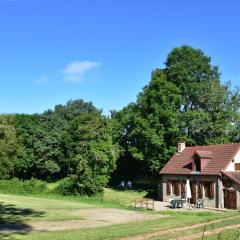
[224,189,237,209]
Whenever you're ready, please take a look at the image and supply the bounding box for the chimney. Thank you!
[178,142,186,153]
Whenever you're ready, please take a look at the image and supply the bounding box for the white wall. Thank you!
[225,150,240,171]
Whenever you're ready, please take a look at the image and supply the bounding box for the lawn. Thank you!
[0,190,239,240]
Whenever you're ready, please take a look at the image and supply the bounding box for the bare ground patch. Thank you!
[5,208,166,232]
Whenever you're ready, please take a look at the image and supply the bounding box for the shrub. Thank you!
[52,176,105,196]
[53,177,79,195]
[0,178,47,195]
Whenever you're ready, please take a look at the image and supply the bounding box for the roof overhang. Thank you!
[160,172,220,176]
[221,171,240,185]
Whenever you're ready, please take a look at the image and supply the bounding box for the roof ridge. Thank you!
[185,142,240,149]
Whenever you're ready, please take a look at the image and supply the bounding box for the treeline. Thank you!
[0,100,120,195]
[1,45,240,194]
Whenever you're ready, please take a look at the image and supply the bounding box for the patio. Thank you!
[134,200,231,212]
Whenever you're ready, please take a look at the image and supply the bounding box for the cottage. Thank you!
[159,142,240,209]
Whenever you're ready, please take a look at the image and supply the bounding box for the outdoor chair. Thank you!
[196,199,204,208]
[170,198,184,208]
[170,199,177,208]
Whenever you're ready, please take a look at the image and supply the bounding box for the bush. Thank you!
[0,178,47,195]
[52,176,105,196]
[53,177,79,195]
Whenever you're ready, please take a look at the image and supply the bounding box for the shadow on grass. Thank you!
[0,202,45,239]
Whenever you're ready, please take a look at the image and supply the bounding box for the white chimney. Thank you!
[178,142,186,153]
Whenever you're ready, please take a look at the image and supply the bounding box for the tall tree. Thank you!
[165,45,240,145]
[113,70,181,178]
[13,114,40,178]
[70,112,120,195]
[0,115,24,179]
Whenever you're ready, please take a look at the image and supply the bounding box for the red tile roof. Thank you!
[195,150,213,159]
[160,143,240,175]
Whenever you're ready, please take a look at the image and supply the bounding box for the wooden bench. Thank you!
[134,198,155,210]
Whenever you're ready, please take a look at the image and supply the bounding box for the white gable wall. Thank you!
[225,149,240,171]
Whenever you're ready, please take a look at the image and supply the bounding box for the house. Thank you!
[158,142,240,209]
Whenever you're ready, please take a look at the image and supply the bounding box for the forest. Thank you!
[1,45,240,195]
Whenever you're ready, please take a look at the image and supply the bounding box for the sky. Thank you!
[0,0,240,114]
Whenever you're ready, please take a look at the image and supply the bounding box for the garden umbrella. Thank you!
[186,179,191,208]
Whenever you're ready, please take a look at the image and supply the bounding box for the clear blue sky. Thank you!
[0,0,240,114]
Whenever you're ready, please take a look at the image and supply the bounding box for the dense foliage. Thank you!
[0,100,119,195]
[0,45,240,192]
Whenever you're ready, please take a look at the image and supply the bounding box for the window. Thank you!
[198,182,204,199]
[181,181,186,198]
[204,182,214,199]
[172,180,180,196]
[166,181,171,195]
[235,163,240,171]
[194,154,201,171]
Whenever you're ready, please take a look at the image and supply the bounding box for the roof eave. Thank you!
[160,172,220,176]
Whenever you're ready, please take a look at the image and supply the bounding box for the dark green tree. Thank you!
[70,112,120,195]
[13,114,40,178]
[0,115,24,179]
[113,70,181,179]
[165,45,240,145]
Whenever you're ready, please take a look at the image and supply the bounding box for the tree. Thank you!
[0,115,24,179]
[32,111,72,179]
[31,99,101,181]
[70,112,120,195]
[165,45,240,145]
[113,70,181,178]
[13,114,40,179]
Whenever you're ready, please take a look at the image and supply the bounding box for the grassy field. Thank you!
[0,189,239,240]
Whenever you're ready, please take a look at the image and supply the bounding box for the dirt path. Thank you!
[119,216,239,240]
[0,208,166,233]
[30,208,165,231]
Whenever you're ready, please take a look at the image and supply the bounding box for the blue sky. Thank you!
[0,0,240,114]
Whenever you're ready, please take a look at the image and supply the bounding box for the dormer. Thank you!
[193,150,213,172]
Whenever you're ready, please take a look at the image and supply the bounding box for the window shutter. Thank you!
[167,181,171,195]
[176,181,180,196]
[209,182,214,199]
[198,182,203,199]
[181,182,186,198]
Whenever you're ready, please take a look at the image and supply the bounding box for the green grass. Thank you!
[0,189,239,240]
[150,214,240,239]
[12,211,237,240]
[0,188,147,223]
[200,229,240,240]
[102,188,147,205]
[0,193,94,221]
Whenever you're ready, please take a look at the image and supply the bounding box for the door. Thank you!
[190,181,196,204]
[224,189,237,209]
